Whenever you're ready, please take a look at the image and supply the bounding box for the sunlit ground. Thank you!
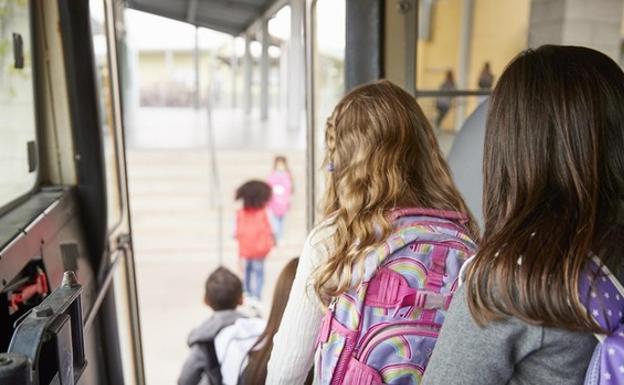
[126,106,306,385]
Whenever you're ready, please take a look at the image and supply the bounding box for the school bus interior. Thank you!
[1,0,623,384]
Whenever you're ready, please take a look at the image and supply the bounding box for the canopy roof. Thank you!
[125,0,278,35]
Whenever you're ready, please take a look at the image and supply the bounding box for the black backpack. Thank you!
[202,322,237,385]
[203,336,224,385]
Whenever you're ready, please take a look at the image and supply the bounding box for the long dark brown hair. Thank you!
[242,258,311,385]
[467,45,624,332]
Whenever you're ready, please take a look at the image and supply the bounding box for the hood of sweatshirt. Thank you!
[187,309,244,346]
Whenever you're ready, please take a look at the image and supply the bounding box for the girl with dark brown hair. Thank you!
[423,45,624,385]
[235,180,276,300]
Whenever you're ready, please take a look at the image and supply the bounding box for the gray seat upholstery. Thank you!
[447,99,489,229]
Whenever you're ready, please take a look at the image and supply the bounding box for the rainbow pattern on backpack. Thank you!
[315,208,477,385]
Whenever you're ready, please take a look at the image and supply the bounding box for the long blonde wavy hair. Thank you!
[314,80,479,303]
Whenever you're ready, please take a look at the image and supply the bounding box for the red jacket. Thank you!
[235,208,274,259]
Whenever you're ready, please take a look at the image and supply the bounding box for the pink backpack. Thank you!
[315,208,477,385]
[267,171,292,218]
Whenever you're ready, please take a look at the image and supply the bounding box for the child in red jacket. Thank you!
[235,180,276,300]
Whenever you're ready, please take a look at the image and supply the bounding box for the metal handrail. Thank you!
[83,247,124,333]
[415,89,491,97]
[205,75,224,265]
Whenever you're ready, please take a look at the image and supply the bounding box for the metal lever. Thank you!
[0,271,86,385]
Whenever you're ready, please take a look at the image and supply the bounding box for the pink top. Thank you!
[267,170,292,217]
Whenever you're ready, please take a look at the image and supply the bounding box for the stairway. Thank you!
[125,107,308,385]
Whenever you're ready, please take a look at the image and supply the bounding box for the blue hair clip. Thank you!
[327,162,335,172]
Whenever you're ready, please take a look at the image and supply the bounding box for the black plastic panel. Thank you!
[57,0,108,263]
[345,0,384,91]
[0,188,65,285]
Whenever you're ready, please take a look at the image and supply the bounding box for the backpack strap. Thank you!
[204,338,224,385]
[201,320,242,385]
[458,255,476,286]
[420,245,449,323]
[580,256,624,385]
[365,268,453,310]
[583,256,624,334]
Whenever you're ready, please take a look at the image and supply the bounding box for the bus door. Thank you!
[0,1,144,384]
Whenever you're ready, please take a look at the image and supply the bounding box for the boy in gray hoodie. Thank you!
[178,267,245,385]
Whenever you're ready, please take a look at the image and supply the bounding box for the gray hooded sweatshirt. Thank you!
[178,310,244,385]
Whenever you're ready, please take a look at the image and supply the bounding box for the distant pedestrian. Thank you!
[477,62,495,104]
[478,62,495,90]
[435,70,455,129]
[267,156,293,241]
[234,180,276,300]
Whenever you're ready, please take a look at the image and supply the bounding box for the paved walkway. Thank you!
[126,107,306,385]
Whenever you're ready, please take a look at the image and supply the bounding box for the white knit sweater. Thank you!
[266,224,334,385]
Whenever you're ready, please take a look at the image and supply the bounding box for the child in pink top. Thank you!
[267,156,293,240]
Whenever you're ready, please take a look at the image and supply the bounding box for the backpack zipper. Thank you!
[330,335,356,385]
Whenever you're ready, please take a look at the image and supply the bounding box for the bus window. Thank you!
[90,0,123,230]
[415,0,531,150]
[0,0,38,211]
[312,0,345,218]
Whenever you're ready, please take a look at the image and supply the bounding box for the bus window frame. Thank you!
[304,0,492,228]
[411,0,492,99]
[0,0,44,217]
[89,0,124,234]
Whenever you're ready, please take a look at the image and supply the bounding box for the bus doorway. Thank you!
[120,8,310,385]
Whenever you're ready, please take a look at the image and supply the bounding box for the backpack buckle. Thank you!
[427,274,444,288]
[413,290,452,310]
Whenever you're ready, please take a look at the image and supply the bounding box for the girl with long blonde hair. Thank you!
[266,80,478,385]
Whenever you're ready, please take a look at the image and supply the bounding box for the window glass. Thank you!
[90,0,122,229]
[0,0,38,209]
[416,0,531,152]
[312,0,345,216]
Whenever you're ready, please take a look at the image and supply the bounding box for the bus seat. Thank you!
[447,99,489,229]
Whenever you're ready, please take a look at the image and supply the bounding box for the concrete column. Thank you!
[193,26,200,109]
[403,0,417,95]
[243,34,252,115]
[260,18,270,121]
[288,0,305,130]
[345,0,384,90]
[279,42,288,112]
[528,0,623,61]
[455,0,474,132]
[230,38,238,109]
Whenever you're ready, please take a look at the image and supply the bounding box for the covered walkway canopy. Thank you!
[125,0,281,36]
[125,0,305,131]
